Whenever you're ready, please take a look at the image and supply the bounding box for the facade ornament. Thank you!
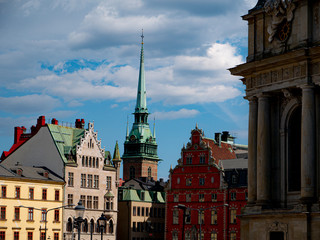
[264,0,296,42]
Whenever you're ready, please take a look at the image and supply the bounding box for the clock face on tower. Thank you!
[130,135,136,141]
[278,20,291,42]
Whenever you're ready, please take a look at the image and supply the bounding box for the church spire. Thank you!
[135,29,148,115]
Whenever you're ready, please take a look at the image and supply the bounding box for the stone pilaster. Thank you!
[247,97,258,204]
[301,85,316,201]
[257,94,271,204]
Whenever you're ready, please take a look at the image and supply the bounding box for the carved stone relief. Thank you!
[264,0,296,42]
[267,221,288,240]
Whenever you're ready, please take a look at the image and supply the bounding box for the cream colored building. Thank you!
[0,164,64,240]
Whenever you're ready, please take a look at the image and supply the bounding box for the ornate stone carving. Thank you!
[267,221,288,232]
[264,0,296,42]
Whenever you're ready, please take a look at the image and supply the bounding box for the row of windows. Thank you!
[172,231,236,240]
[179,177,215,186]
[0,206,60,222]
[1,186,60,201]
[80,174,99,189]
[0,231,59,240]
[132,206,164,218]
[80,195,99,209]
[185,155,206,165]
[173,192,247,202]
[172,208,237,225]
[81,156,100,168]
[66,217,114,234]
[132,221,164,233]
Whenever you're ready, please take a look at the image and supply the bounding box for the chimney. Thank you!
[75,119,85,129]
[37,116,46,128]
[221,131,229,141]
[215,132,221,146]
[81,119,85,128]
[14,127,23,144]
[31,125,36,134]
[51,118,58,125]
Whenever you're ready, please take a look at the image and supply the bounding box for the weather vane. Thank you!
[141,29,144,44]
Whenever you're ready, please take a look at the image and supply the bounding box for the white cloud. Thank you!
[0,95,60,114]
[151,109,200,120]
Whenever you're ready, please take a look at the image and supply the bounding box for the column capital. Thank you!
[299,84,315,90]
[244,95,258,102]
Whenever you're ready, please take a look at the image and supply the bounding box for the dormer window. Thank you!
[17,169,23,176]
[43,171,49,178]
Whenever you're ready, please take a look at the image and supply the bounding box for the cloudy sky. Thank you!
[0,0,256,179]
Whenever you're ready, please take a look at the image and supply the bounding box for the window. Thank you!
[212,193,217,202]
[199,178,205,186]
[27,232,33,240]
[40,233,45,240]
[42,189,47,200]
[82,156,85,166]
[89,157,92,167]
[141,191,145,201]
[185,209,191,224]
[146,207,149,216]
[197,232,204,240]
[106,176,111,190]
[231,192,236,201]
[177,177,180,184]
[211,210,217,224]
[14,207,20,220]
[129,167,135,179]
[93,196,98,209]
[137,207,141,216]
[87,196,92,209]
[15,187,21,199]
[185,232,191,240]
[230,209,237,224]
[133,207,136,216]
[133,222,136,232]
[186,178,192,186]
[87,174,93,188]
[230,232,236,240]
[28,208,33,220]
[0,207,5,220]
[199,193,204,202]
[210,232,217,240]
[68,194,73,206]
[54,210,59,222]
[68,172,74,187]
[0,232,5,240]
[173,194,179,202]
[55,190,60,201]
[173,209,179,224]
[137,222,141,232]
[80,195,86,207]
[232,175,237,184]
[142,207,145,216]
[1,186,6,198]
[81,174,86,188]
[199,155,205,164]
[198,210,204,224]
[211,177,214,183]
[186,156,192,164]
[94,175,99,189]
[172,231,178,240]
[13,232,19,240]
[96,158,99,168]
[54,233,59,240]
[29,188,34,200]
[186,194,191,202]
[148,167,152,178]
[85,157,88,167]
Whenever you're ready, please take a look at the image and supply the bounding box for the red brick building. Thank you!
[165,126,248,240]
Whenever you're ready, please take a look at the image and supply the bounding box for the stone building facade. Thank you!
[230,0,320,239]
[1,116,120,240]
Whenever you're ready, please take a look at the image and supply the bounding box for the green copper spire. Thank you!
[135,30,148,114]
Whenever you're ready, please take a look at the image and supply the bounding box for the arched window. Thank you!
[109,220,113,233]
[130,167,135,179]
[82,156,85,166]
[96,158,99,168]
[288,105,301,192]
[82,219,88,232]
[89,157,92,167]
[90,219,95,233]
[92,157,95,168]
[148,167,152,178]
[66,218,73,232]
[85,157,88,167]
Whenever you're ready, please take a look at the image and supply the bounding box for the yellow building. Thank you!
[0,163,65,240]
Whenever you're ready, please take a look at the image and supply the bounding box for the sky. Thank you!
[0,0,257,180]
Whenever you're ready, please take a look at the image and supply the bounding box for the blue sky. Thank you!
[0,0,256,180]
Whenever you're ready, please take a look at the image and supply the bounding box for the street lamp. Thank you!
[19,204,74,240]
[74,201,85,240]
[174,204,187,240]
[97,213,107,240]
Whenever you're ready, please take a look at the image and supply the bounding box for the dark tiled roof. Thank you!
[203,138,237,163]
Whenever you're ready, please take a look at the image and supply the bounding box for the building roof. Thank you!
[0,163,64,183]
[47,124,85,163]
[203,137,237,162]
[220,158,248,170]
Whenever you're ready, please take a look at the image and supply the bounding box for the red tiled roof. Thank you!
[203,137,236,164]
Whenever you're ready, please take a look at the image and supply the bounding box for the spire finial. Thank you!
[141,29,144,44]
[153,117,156,139]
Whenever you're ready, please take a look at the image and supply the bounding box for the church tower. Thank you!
[230,0,320,239]
[122,33,159,181]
